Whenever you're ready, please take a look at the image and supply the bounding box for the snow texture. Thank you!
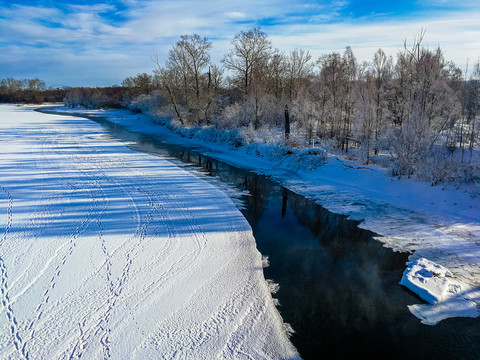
[400,258,454,305]
[43,105,480,327]
[0,105,299,359]
[399,258,479,325]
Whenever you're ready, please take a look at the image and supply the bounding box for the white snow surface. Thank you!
[399,258,479,325]
[0,105,299,359]
[41,105,480,326]
[400,257,455,305]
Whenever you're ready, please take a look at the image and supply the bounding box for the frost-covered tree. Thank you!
[5,78,25,92]
[463,60,480,163]
[352,50,393,163]
[222,27,272,96]
[263,51,287,100]
[222,29,283,130]
[122,73,154,95]
[168,34,212,104]
[291,88,320,146]
[371,48,393,154]
[153,65,186,125]
[341,46,358,152]
[27,78,46,91]
[285,48,313,101]
[387,30,461,177]
[316,48,358,151]
[154,34,220,125]
[317,52,344,141]
[353,63,376,164]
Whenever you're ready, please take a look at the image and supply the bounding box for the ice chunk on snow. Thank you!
[400,258,453,304]
[400,258,480,325]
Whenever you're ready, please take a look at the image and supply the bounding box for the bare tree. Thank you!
[168,34,212,104]
[5,78,24,92]
[465,60,480,163]
[341,46,358,152]
[27,78,46,91]
[353,62,376,164]
[264,50,286,100]
[222,27,272,95]
[285,48,313,101]
[371,48,393,154]
[388,30,461,177]
[154,34,218,125]
[123,73,153,93]
[153,63,186,125]
[317,52,347,145]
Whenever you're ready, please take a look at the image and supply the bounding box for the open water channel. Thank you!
[42,109,480,359]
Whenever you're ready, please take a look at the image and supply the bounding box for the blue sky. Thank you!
[1,0,479,87]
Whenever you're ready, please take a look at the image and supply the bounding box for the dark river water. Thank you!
[42,109,480,359]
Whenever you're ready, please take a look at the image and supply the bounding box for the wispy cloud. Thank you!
[269,13,480,68]
[0,0,479,86]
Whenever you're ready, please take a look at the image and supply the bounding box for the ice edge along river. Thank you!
[38,105,480,327]
[0,104,299,359]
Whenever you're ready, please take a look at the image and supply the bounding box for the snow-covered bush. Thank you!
[127,91,165,115]
[243,141,327,170]
[221,101,252,129]
[189,126,249,148]
[287,148,328,170]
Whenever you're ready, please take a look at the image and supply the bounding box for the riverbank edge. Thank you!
[37,105,480,325]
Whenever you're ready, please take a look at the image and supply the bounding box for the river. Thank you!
[41,108,480,359]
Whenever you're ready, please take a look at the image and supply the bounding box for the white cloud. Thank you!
[0,0,479,86]
[268,13,480,70]
[225,11,246,19]
[68,3,116,14]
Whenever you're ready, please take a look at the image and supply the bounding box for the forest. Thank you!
[0,78,68,103]
[5,28,480,184]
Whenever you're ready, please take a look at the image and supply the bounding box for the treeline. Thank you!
[63,86,127,109]
[67,28,480,184]
[0,78,129,107]
[0,78,67,103]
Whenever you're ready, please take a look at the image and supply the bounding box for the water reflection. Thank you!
[53,111,480,360]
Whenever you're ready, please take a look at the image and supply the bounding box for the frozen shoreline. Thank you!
[40,105,480,326]
[0,104,299,359]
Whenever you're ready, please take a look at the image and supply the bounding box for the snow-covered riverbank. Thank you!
[0,104,299,359]
[40,105,480,326]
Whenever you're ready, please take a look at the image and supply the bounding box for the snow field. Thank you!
[0,105,299,359]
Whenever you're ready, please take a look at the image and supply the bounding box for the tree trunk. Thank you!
[166,85,184,125]
[284,104,290,141]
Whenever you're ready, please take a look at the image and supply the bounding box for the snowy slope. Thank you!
[42,105,480,326]
[0,105,299,359]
